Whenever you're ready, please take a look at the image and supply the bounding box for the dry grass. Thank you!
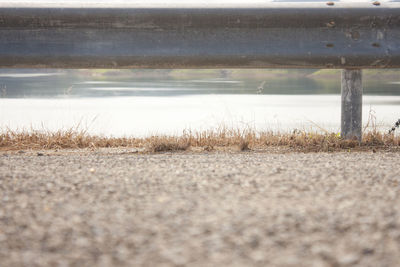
[146,136,190,153]
[1,127,400,153]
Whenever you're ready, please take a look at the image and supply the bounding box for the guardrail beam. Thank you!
[0,3,400,69]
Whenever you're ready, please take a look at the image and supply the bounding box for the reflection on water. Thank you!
[0,70,399,136]
[0,73,63,78]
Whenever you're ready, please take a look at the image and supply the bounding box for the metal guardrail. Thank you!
[0,1,399,140]
[0,2,399,69]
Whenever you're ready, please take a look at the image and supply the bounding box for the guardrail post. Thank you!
[341,69,363,141]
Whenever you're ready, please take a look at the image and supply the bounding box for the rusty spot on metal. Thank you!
[372,1,381,6]
[326,2,335,6]
[326,43,334,48]
[326,21,336,28]
[351,31,360,41]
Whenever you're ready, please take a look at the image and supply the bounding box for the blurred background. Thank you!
[0,68,399,136]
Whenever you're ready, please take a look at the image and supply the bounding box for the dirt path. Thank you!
[1,150,400,266]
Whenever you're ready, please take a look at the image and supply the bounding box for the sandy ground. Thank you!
[1,149,400,267]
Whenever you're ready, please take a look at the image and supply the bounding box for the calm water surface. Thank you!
[1,71,399,136]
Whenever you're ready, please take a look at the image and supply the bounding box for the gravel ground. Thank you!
[1,149,400,267]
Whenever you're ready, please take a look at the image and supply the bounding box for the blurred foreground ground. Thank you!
[1,149,400,266]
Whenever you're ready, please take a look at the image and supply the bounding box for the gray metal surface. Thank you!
[0,2,399,68]
[341,69,363,141]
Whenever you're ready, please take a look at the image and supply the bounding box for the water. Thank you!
[0,70,399,136]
